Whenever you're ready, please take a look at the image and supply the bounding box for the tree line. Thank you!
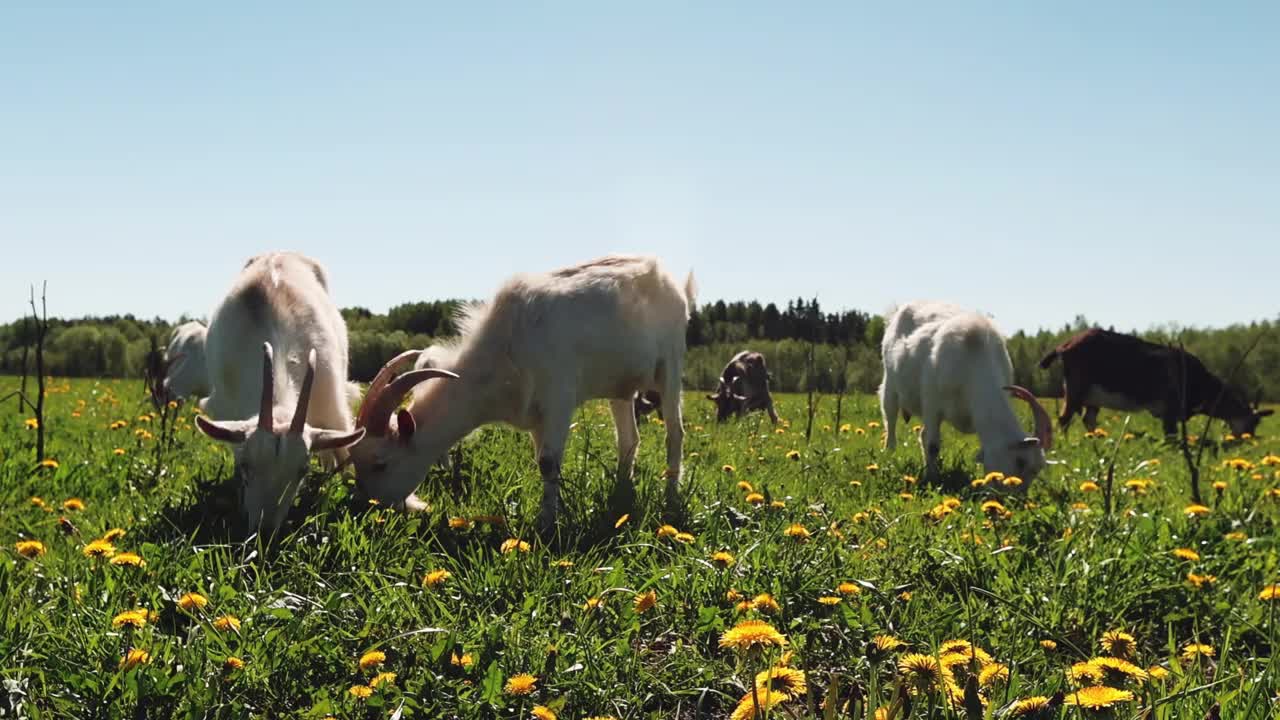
[1,299,1276,401]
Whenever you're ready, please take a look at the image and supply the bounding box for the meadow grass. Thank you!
[2,376,1278,719]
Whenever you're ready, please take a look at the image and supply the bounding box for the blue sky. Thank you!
[2,2,1276,333]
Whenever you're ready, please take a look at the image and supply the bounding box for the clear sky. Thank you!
[2,2,1276,333]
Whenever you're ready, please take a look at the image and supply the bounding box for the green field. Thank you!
[2,377,1278,719]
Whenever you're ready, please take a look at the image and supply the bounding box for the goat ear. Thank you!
[195,415,251,444]
[310,427,366,452]
[396,409,416,443]
[1257,409,1275,418]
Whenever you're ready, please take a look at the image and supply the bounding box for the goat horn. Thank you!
[1004,385,1054,451]
[362,368,459,437]
[290,349,317,434]
[259,342,274,432]
[356,350,423,428]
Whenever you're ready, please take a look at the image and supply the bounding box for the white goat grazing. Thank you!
[878,300,1053,482]
[162,320,211,401]
[350,255,696,529]
[195,252,366,532]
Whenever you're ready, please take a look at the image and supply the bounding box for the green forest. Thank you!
[1,298,1276,400]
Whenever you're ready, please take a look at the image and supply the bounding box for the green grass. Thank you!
[2,376,1278,719]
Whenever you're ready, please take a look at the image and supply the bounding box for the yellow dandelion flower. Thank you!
[358,650,386,670]
[726,589,743,603]
[1090,656,1149,683]
[1184,503,1211,517]
[1147,665,1169,680]
[370,671,396,688]
[1170,548,1200,562]
[448,516,472,530]
[504,673,538,696]
[423,568,452,588]
[656,524,679,539]
[119,648,150,670]
[735,481,753,494]
[583,596,603,612]
[83,539,116,558]
[531,706,557,720]
[101,528,126,542]
[752,593,780,613]
[1100,630,1136,658]
[899,591,913,602]
[872,634,905,653]
[109,552,145,567]
[451,652,474,668]
[817,595,841,606]
[212,615,241,632]
[674,531,695,544]
[719,619,787,652]
[1010,696,1052,716]
[62,498,85,512]
[783,523,810,540]
[614,513,630,528]
[729,688,789,720]
[785,450,800,461]
[1040,639,1058,651]
[112,609,148,629]
[837,582,860,596]
[500,538,531,553]
[1180,643,1214,661]
[1186,572,1217,589]
[29,496,49,510]
[1212,481,1228,493]
[1063,685,1134,709]
[745,492,765,505]
[769,500,786,509]
[898,653,947,690]
[633,589,657,614]
[39,459,59,469]
[979,662,1009,686]
[24,417,39,429]
[1225,531,1248,542]
[1222,457,1253,471]
[1001,475,1023,488]
[177,592,208,612]
[349,684,373,699]
[1079,481,1100,493]
[839,423,852,432]
[711,551,736,568]
[223,656,245,671]
[15,540,46,558]
[1259,584,1280,601]
[723,464,737,474]
[755,666,807,698]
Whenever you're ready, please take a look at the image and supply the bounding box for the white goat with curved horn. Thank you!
[349,254,696,530]
[196,252,366,533]
[878,300,1054,482]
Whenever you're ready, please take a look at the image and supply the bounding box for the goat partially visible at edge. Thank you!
[350,254,696,530]
[878,301,1053,482]
[1039,327,1272,436]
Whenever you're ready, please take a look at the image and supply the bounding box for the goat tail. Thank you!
[1038,348,1061,369]
[683,271,698,315]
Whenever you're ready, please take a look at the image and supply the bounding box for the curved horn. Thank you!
[1005,385,1053,451]
[259,342,275,432]
[356,350,423,428]
[290,349,317,434]
[362,368,459,437]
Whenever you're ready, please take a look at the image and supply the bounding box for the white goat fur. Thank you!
[197,252,364,532]
[164,321,211,400]
[878,300,1049,481]
[352,255,696,528]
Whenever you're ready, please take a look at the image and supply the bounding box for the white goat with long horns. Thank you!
[349,255,696,530]
[878,300,1054,482]
[195,252,366,533]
